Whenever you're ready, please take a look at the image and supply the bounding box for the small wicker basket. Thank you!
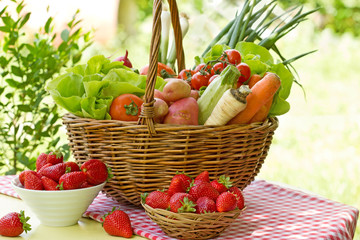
[62,0,279,206]
[142,202,245,240]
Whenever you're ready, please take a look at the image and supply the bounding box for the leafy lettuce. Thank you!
[46,55,167,120]
[195,42,294,116]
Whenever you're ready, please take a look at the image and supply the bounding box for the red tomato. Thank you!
[208,74,219,85]
[178,69,195,80]
[194,63,212,73]
[222,49,242,65]
[109,94,144,121]
[191,72,211,90]
[211,62,227,75]
[236,63,251,88]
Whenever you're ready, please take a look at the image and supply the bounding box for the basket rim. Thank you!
[63,112,278,130]
[141,201,246,217]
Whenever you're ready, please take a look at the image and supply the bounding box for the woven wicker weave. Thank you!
[62,0,279,206]
[141,202,245,240]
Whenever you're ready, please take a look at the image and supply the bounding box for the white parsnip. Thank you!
[204,85,251,126]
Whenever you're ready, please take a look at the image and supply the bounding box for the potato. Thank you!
[162,79,191,102]
[163,97,199,125]
[154,98,169,123]
[190,90,200,100]
[154,89,169,105]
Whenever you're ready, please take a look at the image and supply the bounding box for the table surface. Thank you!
[0,194,145,240]
[0,176,358,240]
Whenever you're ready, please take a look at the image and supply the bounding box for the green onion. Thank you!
[166,12,189,69]
[159,8,171,64]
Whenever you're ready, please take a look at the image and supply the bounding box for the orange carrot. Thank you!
[248,97,273,123]
[227,73,281,125]
[247,74,262,88]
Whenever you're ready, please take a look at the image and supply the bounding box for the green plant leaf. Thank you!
[2,16,15,27]
[6,78,20,88]
[44,17,53,33]
[17,104,32,112]
[19,12,30,28]
[11,65,23,77]
[61,29,69,42]
[0,25,10,32]
[16,1,25,14]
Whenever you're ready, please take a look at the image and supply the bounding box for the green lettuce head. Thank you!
[46,55,166,120]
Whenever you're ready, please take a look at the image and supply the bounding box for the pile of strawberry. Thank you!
[142,171,245,213]
[18,151,109,190]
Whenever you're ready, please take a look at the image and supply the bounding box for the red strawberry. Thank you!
[228,186,245,209]
[80,181,94,188]
[195,171,210,183]
[172,172,192,189]
[0,211,31,237]
[37,163,52,177]
[41,176,59,191]
[65,161,80,172]
[24,171,43,190]
[169,193,196,213]
[211,175,232,194]
[216,192,237,212]
[58,172,87,190]
[103,209,133,238]
[36,153,48,171]
[81,159,109,185]
[19,170,35,186]
[167,177,186,196]
[196,196,216,214]
[41,163,67,182]
[189,181,219,201]
[145,191,170,209]
[46,150,63,165]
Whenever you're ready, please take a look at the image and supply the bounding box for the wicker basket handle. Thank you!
[138,0,185,135]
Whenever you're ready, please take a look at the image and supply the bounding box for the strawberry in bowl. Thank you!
[11,153,111,227]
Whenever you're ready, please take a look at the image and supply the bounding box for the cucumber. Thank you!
[197,65,240,125]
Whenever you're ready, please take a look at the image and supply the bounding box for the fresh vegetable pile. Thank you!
[18,152,110,191]
[47,1,317,126]
[142,171,244,214]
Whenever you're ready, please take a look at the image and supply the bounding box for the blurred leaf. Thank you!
[44,17,53,33]
[61,29,69,41]
[6,78,20,88]
[17,104,32,112]
[11,65,22,77]
[16,1,25,14]
[19,12,30,28]
[5,168,16,175]
[0,26,10,32]
[2,16,15,27]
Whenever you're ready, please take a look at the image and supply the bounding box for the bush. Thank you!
[0,1,93,175]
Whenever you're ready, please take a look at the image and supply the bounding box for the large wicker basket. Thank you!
[141,202,245,240]
[62,0,279,206]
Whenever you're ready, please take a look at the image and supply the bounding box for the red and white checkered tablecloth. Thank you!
[0,175,358,240]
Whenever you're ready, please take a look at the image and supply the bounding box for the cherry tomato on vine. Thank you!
[178,69,195,81]
[194,63,211,73]
[236,63,251,88]
[109,94,144,121]
[222,49,242,65]
[191,72,211,90]
[208,74,219,85]
[211,62,227,75]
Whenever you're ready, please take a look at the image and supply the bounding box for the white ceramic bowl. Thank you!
[11,176,105,227]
